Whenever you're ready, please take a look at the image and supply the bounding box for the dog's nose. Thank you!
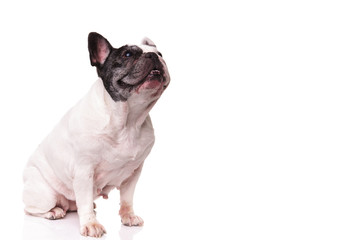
[145,52,158,59]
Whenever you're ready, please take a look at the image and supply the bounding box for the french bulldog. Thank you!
[23,32,170,237]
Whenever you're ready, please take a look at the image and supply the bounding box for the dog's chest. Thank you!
[94,123,154,187]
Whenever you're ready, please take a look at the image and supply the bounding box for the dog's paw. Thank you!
[45,207,66,220]
[80,222,106,238]
[121,214,144,227]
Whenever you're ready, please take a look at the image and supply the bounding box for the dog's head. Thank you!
[88,32,170,102]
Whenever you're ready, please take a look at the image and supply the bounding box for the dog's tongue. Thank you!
[137,70,163,91]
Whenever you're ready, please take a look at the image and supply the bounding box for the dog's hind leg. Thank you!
[23,166,66,220]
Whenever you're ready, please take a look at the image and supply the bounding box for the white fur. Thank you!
[23,43,169,237]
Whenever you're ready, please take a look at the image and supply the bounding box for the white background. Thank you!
[0,0,359,239]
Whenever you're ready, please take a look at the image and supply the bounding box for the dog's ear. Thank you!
[142,37,156,48]
[88,32,113,67]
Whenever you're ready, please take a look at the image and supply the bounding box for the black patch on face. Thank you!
[98,46,143,101]
[88,33,166,102]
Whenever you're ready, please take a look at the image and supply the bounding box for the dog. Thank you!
[23,32,170,237]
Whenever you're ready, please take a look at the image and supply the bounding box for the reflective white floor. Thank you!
[19,191,228,240]
[23,213,143,240]
[21,193,168,240]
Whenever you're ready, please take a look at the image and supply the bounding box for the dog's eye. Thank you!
[157,52,163,57]
[125,51,133,57]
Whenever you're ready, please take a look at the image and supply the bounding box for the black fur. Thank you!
[88,33,165,102]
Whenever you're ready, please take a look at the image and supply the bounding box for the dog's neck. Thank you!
[103,83,157,130]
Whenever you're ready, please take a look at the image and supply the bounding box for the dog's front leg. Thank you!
[73,166,106,237]
[119,162,144,226]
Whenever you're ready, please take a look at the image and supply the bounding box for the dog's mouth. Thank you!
[135,69,166,91]
[117,69,164,89]
[145,69,163,82]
